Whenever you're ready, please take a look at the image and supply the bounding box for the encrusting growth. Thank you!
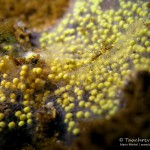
[0,0,149,143]
[39,0,150,134]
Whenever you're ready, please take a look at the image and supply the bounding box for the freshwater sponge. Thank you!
[0,0,149,146]
[39,0,150,135]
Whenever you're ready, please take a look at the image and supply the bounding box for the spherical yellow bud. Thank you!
[63,99,70,106]
[20,84,26,90]
[79,101,85,107]
[10,93,17,99]
[69,103,75,109]
[27,119,33,124]
[76,111,83,118]
[20,114,26,121]
[0,113,4,120]
[18,121,25,127]
[63,74,69,79]
[36,68,42,74]
[48,74,55,80]
[69,121,75,128]
[3,74,8,78]
[66,113,73,119]
[15,111,22,117]
[84,112,91,118]
[22,65,28,71]
[5,82,11,89]
[89,96,95,101]
[8,121,16,129]
[13,78,19,85]
[90,89,97,96]
[20,70,27,76]
[1,80,7,86]
[0,121,6,128]
[23,107,31,113]
[77,90,84,96]
[23,100,30,106]
[27,113,32,119]
[72,128,80,135]
[85,102,91,108]
[0,96,6,102]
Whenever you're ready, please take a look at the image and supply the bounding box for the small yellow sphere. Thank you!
[72,128,80,135]
[20,114,26,121]
[0,96,6,102]
[23,107,31,113]
[0,113,4,120]
[8,121,16,129]
[36,68,43,74]
[13,78,19,85]
[18,121,25,127]
[66,113,73,119]
[84,112,91,118]
[76,111,84,118]
[0,121,6,128]
[3,74,8,78]
[69,121,75,128]
[27,119,33,124]
[22,65,28,71]
[27,112,32,119]
[15,111,22,117]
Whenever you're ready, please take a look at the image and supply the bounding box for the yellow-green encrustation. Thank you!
[0,0,149,137]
